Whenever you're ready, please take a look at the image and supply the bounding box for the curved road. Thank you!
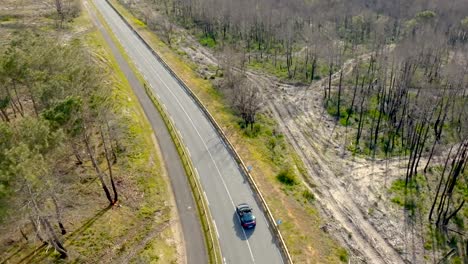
[85,1,207,263]
[93,0,284,263]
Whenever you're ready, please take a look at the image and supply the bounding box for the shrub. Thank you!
[199,36,216,48]
[337,248,349,262]
[276,168,296,185]
[302,190,315,202]
[243,123,261,138]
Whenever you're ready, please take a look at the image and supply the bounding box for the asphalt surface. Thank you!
[84,1,207,263]
[93,0,284,263]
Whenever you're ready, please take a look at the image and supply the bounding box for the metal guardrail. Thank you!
[104,1,293,262]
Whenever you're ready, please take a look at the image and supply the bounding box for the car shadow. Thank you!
[232,211,255,240]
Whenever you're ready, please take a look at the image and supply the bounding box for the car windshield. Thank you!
[243,213,255,221]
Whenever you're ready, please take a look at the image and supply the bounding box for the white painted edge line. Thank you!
[195,167,200,180]
[203,191,209,206]
[186,147,192,158]
[176,129,183,140]
[213,220,220,239]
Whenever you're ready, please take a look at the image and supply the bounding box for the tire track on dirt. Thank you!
[246,61,406,263]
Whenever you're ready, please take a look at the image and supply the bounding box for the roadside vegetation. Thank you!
[113,0,467,262]
[0,0,177,262]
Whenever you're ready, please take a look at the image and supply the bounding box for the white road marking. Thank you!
[204,191,209,206]
[213,220,220,239]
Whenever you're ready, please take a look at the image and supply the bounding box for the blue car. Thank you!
[236,203,256,229]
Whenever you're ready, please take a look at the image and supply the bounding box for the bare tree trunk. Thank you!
[27,183,66,257]
[83,127,113,205]
[105,120,118,164]
[0,108,9,122]
[26,85,39,117]
[336,69,343,120]
[429,145,453,221]
[55,0,65,28]
[71,141,83,165]
[42,218,67,258]
[51,195,66,235]
[29,216,46,244]
[345,68,359,127]
[11,82,24,115]
[327,62,333,102]
[20,228,28,242]
[442,200,465,226]
[5,86,21,118]
[100,126,118,204]
[435,141,467,227]
[310,57,316,82]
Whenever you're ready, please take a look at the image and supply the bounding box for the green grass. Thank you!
[132,17,146,27]
[248,58,290,80]
[199,35,216,48]
[302,190,315,203]
[389,177,426,216]
[0,14,18,22]
[337,248,349,262]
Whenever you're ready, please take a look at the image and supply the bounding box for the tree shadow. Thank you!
[0,241,37,264]
[232,212,255,241]
[15,206,111,264]
[66,205,111,243]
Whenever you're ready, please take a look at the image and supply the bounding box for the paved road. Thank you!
[84,1,207,263]
[93,1,284,263]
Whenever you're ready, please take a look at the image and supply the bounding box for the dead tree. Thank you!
[432,140,467,229]
[83,124,114,205]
